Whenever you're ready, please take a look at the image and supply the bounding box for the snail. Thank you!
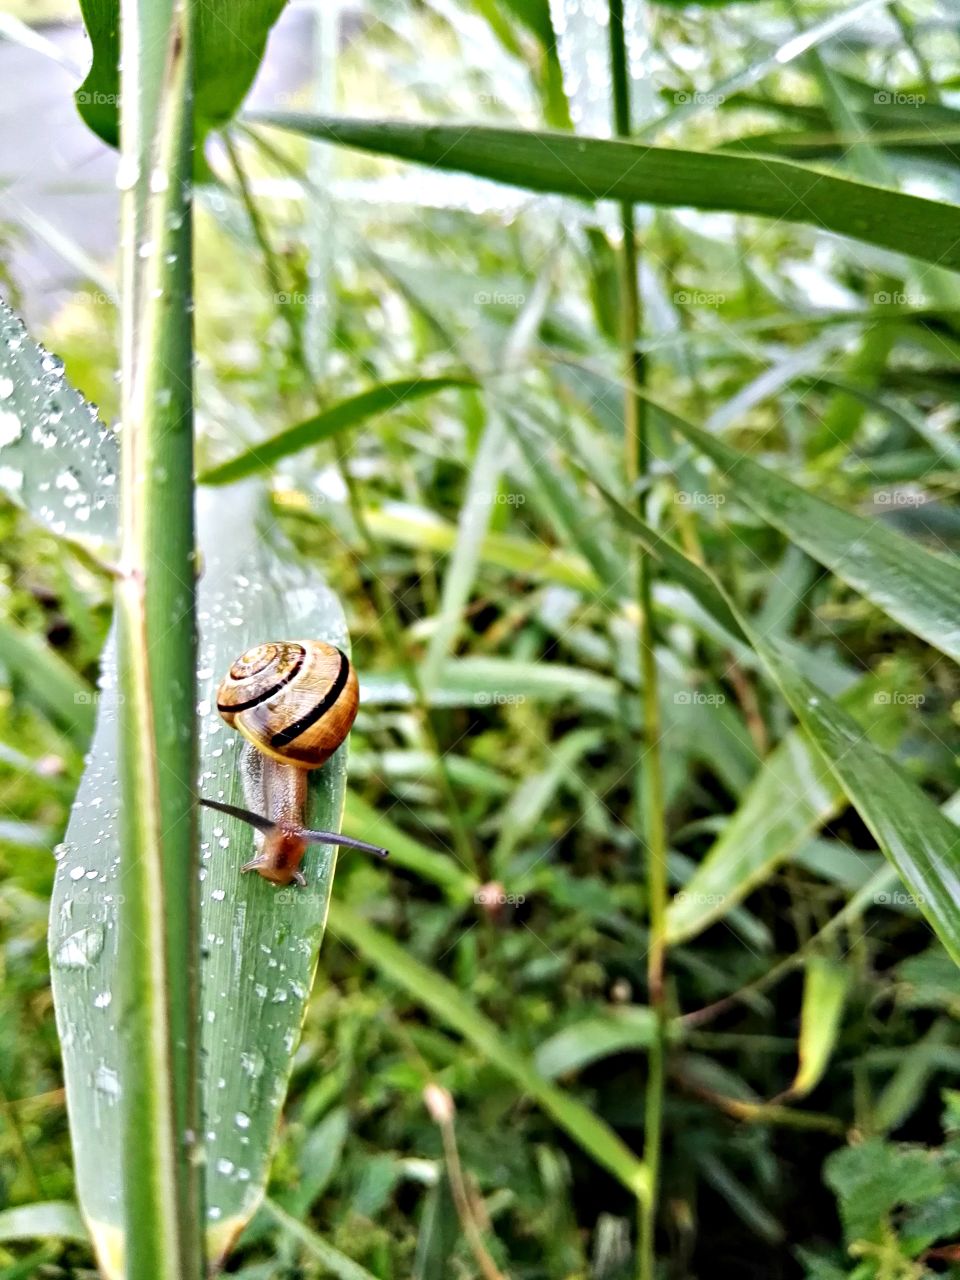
[199,640,387,886]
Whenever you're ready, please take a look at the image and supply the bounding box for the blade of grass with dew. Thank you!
[788,956,849,1099]
[327,900,651,1200]
[250,114,960,272]
[200,377,475,485]
[50,485,357,1273]
[654,402,960,662]
[0,300,117,545]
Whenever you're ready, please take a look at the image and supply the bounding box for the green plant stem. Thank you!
[117,1,202,1276]
[607,4,667,1276]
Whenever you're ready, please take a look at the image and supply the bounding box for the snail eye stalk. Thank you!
[198,796,389,859]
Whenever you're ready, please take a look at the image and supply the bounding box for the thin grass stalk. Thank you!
[117,1,202,1275]
[606,3,667,1276]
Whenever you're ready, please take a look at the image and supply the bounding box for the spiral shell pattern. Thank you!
[216,640,359,768]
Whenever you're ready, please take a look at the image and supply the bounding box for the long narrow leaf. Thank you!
[751,633,960,964]
[252,114,960,272]
[200,377,474,485]
[656,403,960,662]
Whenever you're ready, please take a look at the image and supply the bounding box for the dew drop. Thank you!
[55,925,106,969]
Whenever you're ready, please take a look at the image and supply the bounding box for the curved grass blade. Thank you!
[327,900,651,1200]
[788,956,849,1099]
[0,300,117,544]
[751,633,960,965]
[656,403,960,662]
[250,114,960,272]
[0,1202,88,1246]
[665,679,904,945]
[200,377,475,485]
[50,487,354,1275]
[534,1009,665,1079]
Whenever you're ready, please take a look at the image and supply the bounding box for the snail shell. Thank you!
[216,640,359,769]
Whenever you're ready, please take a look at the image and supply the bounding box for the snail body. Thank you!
[200,640,386,886]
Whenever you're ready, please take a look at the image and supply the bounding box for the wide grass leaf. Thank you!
[658,405,960,662]
[50,487,354,1272]
[252,114,960,272]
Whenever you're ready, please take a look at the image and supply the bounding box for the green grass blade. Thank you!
[751,633,960,965]
[251,114,960,272]
[665,679,904,945]
[361,502,599,592]
[200,377,474,485]
[590,479,747,644]
[0,1202,88,1246]
[0,299,118,544]
[328,900,651,1200]
[790,956,849,1098]
[422,409,507,693]
[534,1009,663,1079]
[657,404,960,662]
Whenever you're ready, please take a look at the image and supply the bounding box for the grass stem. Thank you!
[607,3,669,1274]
